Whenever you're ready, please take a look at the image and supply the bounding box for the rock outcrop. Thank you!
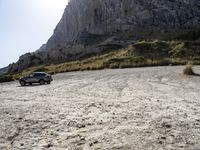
[47,0,200,47]
[8,0,200,73]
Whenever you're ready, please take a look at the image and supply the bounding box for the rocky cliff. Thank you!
[47,0,200,47]
[8,0,200,73]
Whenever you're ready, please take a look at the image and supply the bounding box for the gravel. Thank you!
[0,66,200,150]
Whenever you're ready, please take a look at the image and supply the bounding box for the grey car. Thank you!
[19,72,53,86]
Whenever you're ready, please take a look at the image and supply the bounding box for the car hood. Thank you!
[20,76,29,80]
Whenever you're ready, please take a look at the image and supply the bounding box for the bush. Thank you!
[134,40,153,51]
[175,29,200,41]
[103,56,146,69]
[34,66,49,72]
[183,64,195,75]
[107,56,146,64]
[132,40,170,59]
[0,75,14,83]
[134,40,169,51]
[170,42,189,58]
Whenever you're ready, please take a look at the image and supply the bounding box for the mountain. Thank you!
[8,0,200,73]
[0,67,8,75]
[47,0,200,47]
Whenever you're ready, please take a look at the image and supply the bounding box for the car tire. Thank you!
[39,80,45,85]
[20,80,26,86]
[47,81,51,84]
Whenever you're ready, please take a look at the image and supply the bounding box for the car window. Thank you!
[33,73,38,77]
[33,73,46,77]
[41,73,46,76]
[40,73,45,77]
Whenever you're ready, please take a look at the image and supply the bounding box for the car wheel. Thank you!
[47,81,51,84]
[20,80,26,86]
[39,80,45,85]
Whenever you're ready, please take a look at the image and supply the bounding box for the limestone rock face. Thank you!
[46,0,200,48]
[8,52,45,73]
[8,0,200,73]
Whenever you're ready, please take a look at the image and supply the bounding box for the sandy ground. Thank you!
[0,66,200,150]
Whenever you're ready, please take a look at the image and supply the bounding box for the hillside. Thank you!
[9,39,200,80]
[0,67,8,75]
[6,0,200,74]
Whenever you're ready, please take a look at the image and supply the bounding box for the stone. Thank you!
[8,0,200,73]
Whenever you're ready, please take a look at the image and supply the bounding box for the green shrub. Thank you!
[34,66,49,72]
[98,44,123,51]
[0,75,14,83]
[134,40,152,50]
[175,29,200,41]
[103,56,146,69]
[134,40,169,51]
[170,42,195,58]
[170,43,186,57]
[132,40,170,59]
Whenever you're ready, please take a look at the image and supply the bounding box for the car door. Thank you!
[32,73,40,82]
[26,73,35,82]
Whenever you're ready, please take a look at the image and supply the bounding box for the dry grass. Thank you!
[183,64,195,75]
[5,40,200,82]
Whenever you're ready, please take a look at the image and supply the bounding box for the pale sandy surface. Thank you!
[0,66,200,150]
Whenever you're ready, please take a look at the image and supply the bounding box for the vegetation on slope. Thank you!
[1,29,200,83]
[0,75,14,83]
[6,40,198,81]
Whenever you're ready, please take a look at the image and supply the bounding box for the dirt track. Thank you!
[0,66,200,150]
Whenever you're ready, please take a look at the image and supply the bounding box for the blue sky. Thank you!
[0,0,68,68]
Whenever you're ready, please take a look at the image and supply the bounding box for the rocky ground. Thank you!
[0,66,200,150]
